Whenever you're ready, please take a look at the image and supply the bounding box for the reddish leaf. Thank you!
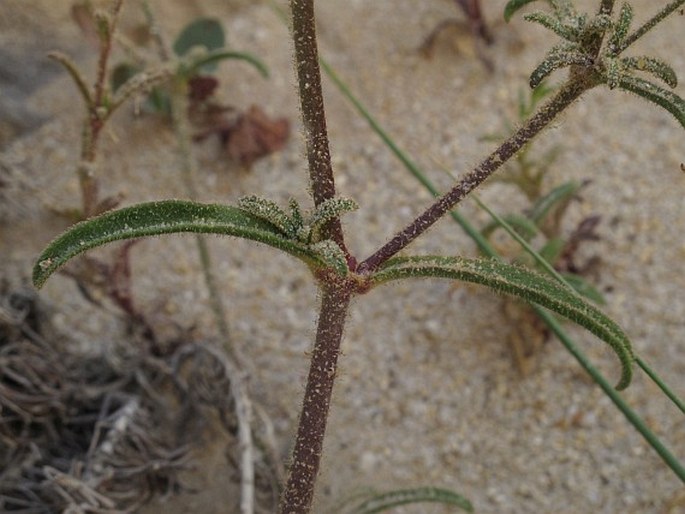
[222,105,290,167]
[188,76,219,103]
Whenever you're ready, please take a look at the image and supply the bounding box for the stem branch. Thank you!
[618,0,685,52]
[357,77,592,274]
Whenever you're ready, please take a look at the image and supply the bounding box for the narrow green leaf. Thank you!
[549,0,576,19]
[607,2,633,51]
[618,0,685,52]
[184,48,269,78]
[173,17,225,57]
[110,65,175,111]
[110,63,140,94]
[530,44,591,88]
[622,56,678,88]
[310,240,349,277]
[481,213,539,240]
[528,180,581,225]
[372,255,634,390]
[538,236,565,263]
[48,51,93,108]
[504,0,542,22]
[527,181,581,224]
[617,75,685,129]
[524,11,580,41]
[33,200,322,288]
[606,57,623,90]
[348,486,473,514]
[308,197,359,241]
[238,195,295,236]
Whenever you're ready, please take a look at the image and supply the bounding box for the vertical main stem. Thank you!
[280,284,352,513]
[290,0,347,253]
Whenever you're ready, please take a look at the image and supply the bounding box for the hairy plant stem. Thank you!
[357,76,594,274]
[280,283,352,513]
[77,0,126,217]
[290,0,348,256]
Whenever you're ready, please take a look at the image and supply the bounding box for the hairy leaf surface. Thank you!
[372,255,634,389]
[33,200,324,288]
[347,486,473,514]
[504,0,543,22]
[618,75,685,129]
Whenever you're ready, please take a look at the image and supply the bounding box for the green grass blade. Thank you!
[636,356,685,416]
[372,255,634,390]
[33,200,320,288]
[534,308,685,482]
[348,486,473,514]
[474,195,605,304]
[474,195,570,286]
[481,213,539,240]
[527,180,581,224]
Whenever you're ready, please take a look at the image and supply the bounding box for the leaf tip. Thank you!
[32,257,55,289]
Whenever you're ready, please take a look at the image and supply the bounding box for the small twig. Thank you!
[356,77,593,274]
[617,0,685,52]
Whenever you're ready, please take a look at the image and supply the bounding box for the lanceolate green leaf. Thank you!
[527,180,581,224]
[617,75,685,129]
[173,18,225,57]
[33,200,326,288]
[622,56,678,89]
[504,0,543,22]
[372,255,634,390]
[524,11,579,41]
[607,2,633,51]
[530,44,592,88]
[347,486,473,514]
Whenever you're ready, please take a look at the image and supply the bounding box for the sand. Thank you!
[1,0,684,512]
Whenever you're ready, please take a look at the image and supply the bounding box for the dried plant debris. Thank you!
[192,100,290,168]
[0,285,279,512]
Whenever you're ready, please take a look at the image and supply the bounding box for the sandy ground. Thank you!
[1,0,684,512]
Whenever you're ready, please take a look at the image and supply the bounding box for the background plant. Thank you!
[2,1,287,512]
[24,0,685,513]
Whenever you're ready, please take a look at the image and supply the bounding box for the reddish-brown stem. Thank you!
[280,283,352,513]
[78,0,125,217]
[94,0,124,108]
[357,77,593,274]
[290,0,348,256]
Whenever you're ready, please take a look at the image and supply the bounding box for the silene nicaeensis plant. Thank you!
[33,0,685,512]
